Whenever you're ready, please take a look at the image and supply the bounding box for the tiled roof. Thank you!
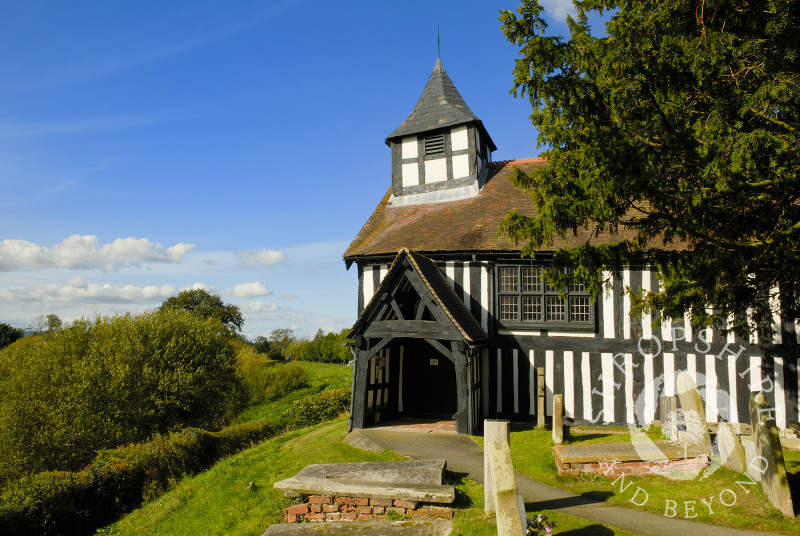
[386,59,496,151]
[348,249,488,346]
[344,159,681,261]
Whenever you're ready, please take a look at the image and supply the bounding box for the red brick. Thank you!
[358,514,373,520]
[336,497,357,506]
[341,505,355,512]
[370,498,393,507]
[358,506,373,514]
[286,514,297,524]
[286,504,309,516]
[394,500,418,509]
[388,507,406,515]
[306,513,325,521]
[323,504,339,513]
[429,506,453,519]
[355,498,369,506]
[342,512,358,521]
[308,495,332,504]
[310,505,322,513]
[326,513,342,521]
[373,506,385,514]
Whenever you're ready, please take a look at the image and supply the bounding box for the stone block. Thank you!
[750,392,795,517]
[660,395,678,440]
[553,394,564,445]
[717,422,747,474]
[676,372,713,453]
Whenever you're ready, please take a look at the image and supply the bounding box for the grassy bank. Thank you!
[508,427,800,535]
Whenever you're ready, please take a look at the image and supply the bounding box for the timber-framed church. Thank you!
[343,59,800,435]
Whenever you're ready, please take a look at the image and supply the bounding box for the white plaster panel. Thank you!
[452,153,470,180]
[401,136,418,158]
[401,162,419,187]
[424,158,447,183]
[451,125,468,151]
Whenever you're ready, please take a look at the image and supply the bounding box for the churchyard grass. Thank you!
[508,427,800,535]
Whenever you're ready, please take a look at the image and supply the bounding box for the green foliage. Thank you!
[0,421,279,536]
[27,314,62,335]
[268,328,296,359]
[0,310,241,484]
[159,289,244,332]
[0,323,24,350]
[287,329,352,364]
[234,342,309,405]
[283,389,351,429]
[499,0,800,338]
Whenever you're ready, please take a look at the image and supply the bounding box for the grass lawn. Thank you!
[509,426,800,535]
[97,418,640,536]
[232,361,353,424]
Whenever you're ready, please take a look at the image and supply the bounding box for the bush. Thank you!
[0,421,280,536]
[0,310,242,484]
[235,344,308,405]
[284,388,351,429]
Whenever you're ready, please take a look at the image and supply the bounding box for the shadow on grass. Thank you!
[556,525,616,535]
[523,491,613,512]
[444,470,476,509]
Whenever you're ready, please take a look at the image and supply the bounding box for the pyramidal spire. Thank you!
[386,58,481,142]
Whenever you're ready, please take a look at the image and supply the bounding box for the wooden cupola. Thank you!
[385,58,497,207]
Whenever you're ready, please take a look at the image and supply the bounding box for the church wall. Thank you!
[355,260,800,430]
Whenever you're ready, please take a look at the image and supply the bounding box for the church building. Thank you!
[343,59,800,435]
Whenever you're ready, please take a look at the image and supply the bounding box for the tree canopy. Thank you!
[0,323,24,350]
[499,0,800,339]
[159,289,244,332]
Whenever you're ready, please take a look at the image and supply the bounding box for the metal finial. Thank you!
[437,24,440,58]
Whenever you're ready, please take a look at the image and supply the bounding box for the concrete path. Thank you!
[359,428,784,536]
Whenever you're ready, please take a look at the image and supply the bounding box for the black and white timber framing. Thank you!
[352,256,800,434]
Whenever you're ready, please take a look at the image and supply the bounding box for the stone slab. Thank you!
[676,371,713,453]
[717,422,747,474]
[344,430,385,453]
[262,519,452,535]
[486,435,525,536]
[552,394,564,445]
[274,460,454,503]
[554,441,708,464]
[742,437,760,482]
[750,392,794,517]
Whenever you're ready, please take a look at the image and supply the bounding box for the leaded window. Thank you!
[497,265,593,328]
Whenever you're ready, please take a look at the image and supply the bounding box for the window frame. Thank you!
[495,264,595,331]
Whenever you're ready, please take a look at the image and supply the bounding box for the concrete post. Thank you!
[484,419,525,535]
[484,419,509,514]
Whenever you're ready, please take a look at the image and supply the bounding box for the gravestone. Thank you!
[741,437,761,482]
[717,422,747,474]
[552,394,564,445]
[484,420,525,535]
[659,395,678,441]
[749,392,794,517]
[676,372,713,453]
[537,367,545,429]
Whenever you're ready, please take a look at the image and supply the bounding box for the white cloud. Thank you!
[236,249,286,268]
[0,277,176,304]
[279,293,297,300]
[540,0,577,19]
[0,235,195,272]
[231,281,272,298]
[239,301,279,313]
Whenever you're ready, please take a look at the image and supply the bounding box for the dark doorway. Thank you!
[400,339,457,418]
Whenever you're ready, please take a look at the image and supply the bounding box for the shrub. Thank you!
[0,420,280,536]
[235,345,308,405]
[284,388,351,429]
[0,310,242,484]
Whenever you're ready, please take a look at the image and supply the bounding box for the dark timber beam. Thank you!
[364,320,460,339]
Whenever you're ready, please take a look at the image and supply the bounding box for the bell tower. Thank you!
[385,58,496,207]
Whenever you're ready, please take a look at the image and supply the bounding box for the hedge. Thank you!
[0,420,279,536]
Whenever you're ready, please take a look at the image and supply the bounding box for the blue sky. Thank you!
[0,0,580,339]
